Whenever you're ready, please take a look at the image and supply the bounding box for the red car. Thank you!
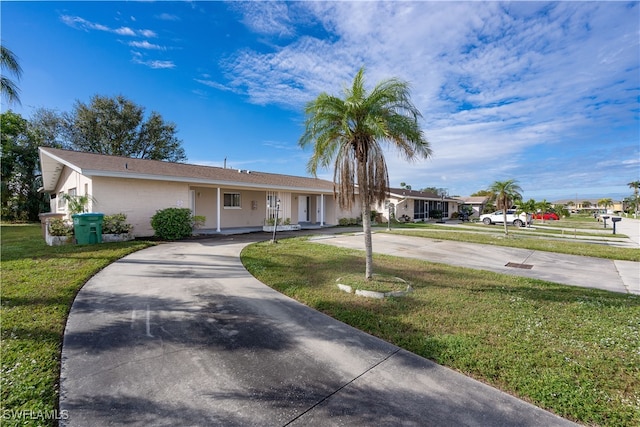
[532,212,559,220]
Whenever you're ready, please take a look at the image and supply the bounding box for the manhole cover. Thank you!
[505,262,533,270]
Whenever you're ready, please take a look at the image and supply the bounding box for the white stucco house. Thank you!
[456,196,489,218]
[39,147,362,237]
[374,187,460,222]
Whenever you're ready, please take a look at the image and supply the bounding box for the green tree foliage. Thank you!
[597,198,613,211]
[150,207,194,240]
[0,111,49,221]
[29,108,68,149]
[516,198,537,227]
[628,181,639,215]
[299,67,431,279]
[1,44,22,105]
[420,186,440,194]
[488,179,523,235]
[63,94,187,162]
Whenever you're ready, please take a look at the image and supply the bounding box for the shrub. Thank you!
[192,215,206,229]
[62,194,95,215]
[150,208,193,240]
[48,218,73,236]
[266,217,282,226]
[102,213,133,234]
[338,217,360,226]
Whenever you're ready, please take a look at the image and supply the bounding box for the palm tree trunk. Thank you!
[362,204,374,280]
[503,211,509,236]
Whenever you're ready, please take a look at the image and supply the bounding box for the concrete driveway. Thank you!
[60,235,577,426]
[313,232,639,295]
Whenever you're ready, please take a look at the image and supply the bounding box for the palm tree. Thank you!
[628,181,640,216]
[488,179,522,236]
[300,67,431,279]
[536,199,552,223]
[598,198,613,212]
[1,44,22,105]
[515,198,537,227]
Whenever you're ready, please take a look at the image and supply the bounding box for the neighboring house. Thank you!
[375,188,460,222]
[39,147,361,237]
[456,196,489,218]
[552,199,623,214]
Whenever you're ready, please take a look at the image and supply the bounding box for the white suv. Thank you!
[479,210,531,227]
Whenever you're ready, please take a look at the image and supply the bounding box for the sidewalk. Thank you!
[60,235,578,427]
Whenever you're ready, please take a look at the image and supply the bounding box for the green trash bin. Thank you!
[72,213,104,244]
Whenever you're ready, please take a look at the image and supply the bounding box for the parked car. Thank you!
[479,210,531,227]
[532,212,559,220]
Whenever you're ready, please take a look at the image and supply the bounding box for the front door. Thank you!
[298,196,309,222]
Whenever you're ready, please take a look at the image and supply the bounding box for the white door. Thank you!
[298,196,309,222]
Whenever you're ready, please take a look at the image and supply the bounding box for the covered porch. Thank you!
[190,186,337,232]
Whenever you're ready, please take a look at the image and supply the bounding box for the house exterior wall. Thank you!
[50,167,94,215]
[192,187,269,228]
[92,176,190,237]
[375,196,459,222]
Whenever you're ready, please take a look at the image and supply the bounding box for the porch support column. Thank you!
[216,187,221,232]
[320,194,324,226]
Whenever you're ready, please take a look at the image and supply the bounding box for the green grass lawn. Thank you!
[2,221,638,426]
[241,237,640,427]
[1,224,154,427]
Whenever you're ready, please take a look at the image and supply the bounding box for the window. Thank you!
[224,193,241,208]
[58,192,65,209]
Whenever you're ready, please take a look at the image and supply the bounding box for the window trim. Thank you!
[223,192,242,209]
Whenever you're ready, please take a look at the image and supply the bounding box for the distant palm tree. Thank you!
[598,198,613,212]
[515,198,536,227]
[300,67,432,279]
[536,199,552,223]
[628,181,640,216]
[488,179,522,235]
[1,44,22,105]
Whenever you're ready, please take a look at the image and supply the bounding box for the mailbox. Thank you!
[602,215,610,228]
[611,217,622,234]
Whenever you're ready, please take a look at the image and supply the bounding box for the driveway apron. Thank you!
[60,236,578,426]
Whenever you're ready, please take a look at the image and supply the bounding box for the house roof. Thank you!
[387,188,456,201]
[39,147,335,194]
[458,196,489,205]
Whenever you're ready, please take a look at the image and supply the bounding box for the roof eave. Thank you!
[84,170,335,194]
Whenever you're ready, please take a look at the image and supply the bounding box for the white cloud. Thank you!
[156,13,180,21]
[115,26,136,36]
[132,54,175,69]
[129,40,166,50]
[61,14,157,38]
[222,1,638,197]
[194,78,235,92]
[231,1,295,37]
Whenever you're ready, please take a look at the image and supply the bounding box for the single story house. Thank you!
[39,147,361,237]
[456,196,489,217]
[374,188,460,222]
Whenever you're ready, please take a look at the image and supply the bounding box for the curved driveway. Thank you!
[60,233,580,427]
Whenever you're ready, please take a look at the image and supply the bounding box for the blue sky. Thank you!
[2,1,638,201]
